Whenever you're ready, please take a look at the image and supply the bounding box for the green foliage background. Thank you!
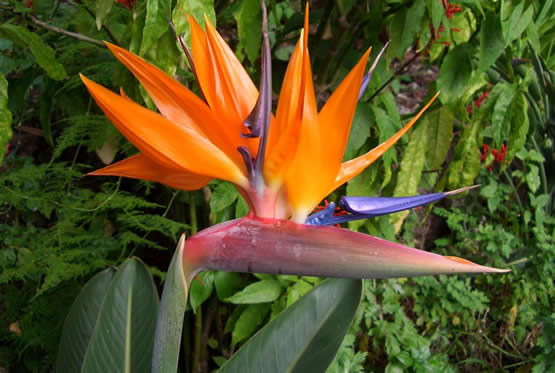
[0,0,553,372]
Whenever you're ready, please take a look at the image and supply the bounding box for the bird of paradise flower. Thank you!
[80,2,508,370]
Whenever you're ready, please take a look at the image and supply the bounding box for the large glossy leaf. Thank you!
[219,278,362,373]
[0,24,66,80]
[0,73,12,165]
[56,268,116,373]
[152,235,189,373]
[81,258,159,373]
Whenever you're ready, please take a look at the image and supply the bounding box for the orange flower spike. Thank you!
[189,15,260,157]
[313,48,372,205]
[283,5,324,222]
[80,75,248,187]
[105,43,243,166]
[333,91,440,189]
[89,154,212,191]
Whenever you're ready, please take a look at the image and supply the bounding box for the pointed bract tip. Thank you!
[444,184,480,196]
[445,256,511,273]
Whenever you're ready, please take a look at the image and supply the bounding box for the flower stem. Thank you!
[28,14,105,47]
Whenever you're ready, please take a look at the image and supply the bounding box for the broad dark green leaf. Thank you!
[390,118,430,231]
[96,0,115,30]
[55,268,116,373]
[189,270,215,312]
[219,279,362,373]
[438,45,473,104]
[214,271,245,300]
[424,106,454,170]
[231,303,271,346]
[478,12,505,72]
[233,0,262,64]
[0,73,12,165]
[81,258,159,373]
[152,235,188,373]
[226,279,282,304]
[140,0,171,56]
[0,24,66,80]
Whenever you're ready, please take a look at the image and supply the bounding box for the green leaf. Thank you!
[343,104,371,161]
[424,106,454,170]
[233,0,262,64]
[96,0,115,30]
[140,0,171,56]
[219,279,362,373]
[501,2,534,46]
[226,279,282,304]
[0,73,12,164]
[81,258,159,373]
[171,0,216,49]
[438,45,473,104]
[0,24,66,80]
[214,271,245,300]
[152,235,189,373]
[56,268,116,373]
[286,279,313,307]
[491,84,516,147]
[400,1,426,56]
[210,181,239,213]
[478,12,505,72]
[390,119,430,230]
[189,271,214,312]
[231,303,271,346]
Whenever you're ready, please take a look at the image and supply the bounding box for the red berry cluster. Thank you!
[481,143,508,171]
[117,0,137,10]
[426,2,463,49]
[442,0,463,19]
[466,90,490,115]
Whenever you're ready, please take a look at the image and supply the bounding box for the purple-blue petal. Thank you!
[358,41,389,100]
[306,186,479,226]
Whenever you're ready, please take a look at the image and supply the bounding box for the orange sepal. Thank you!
[333,92,440,189]
[104,42,244,167]
[80,74,248,186]
[189,15,259,156]
[312,47,371,204]
[89,154,212,190]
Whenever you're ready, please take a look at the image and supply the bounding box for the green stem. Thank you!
[192,306,202,373]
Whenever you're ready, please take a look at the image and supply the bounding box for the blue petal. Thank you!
[358,41,389,100]
[306,186,478,226]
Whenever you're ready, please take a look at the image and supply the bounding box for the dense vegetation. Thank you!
[1,0,553,372]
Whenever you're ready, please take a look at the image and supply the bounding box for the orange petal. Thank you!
[189,15,259,156]
[333,92,440,189]
[312,48,371,204]
[263,38,304,186]
[80,74,248,186]
[105,42,244,167]
[281,6,325,221]
[89,154,212,190]
[264,4,314,187]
